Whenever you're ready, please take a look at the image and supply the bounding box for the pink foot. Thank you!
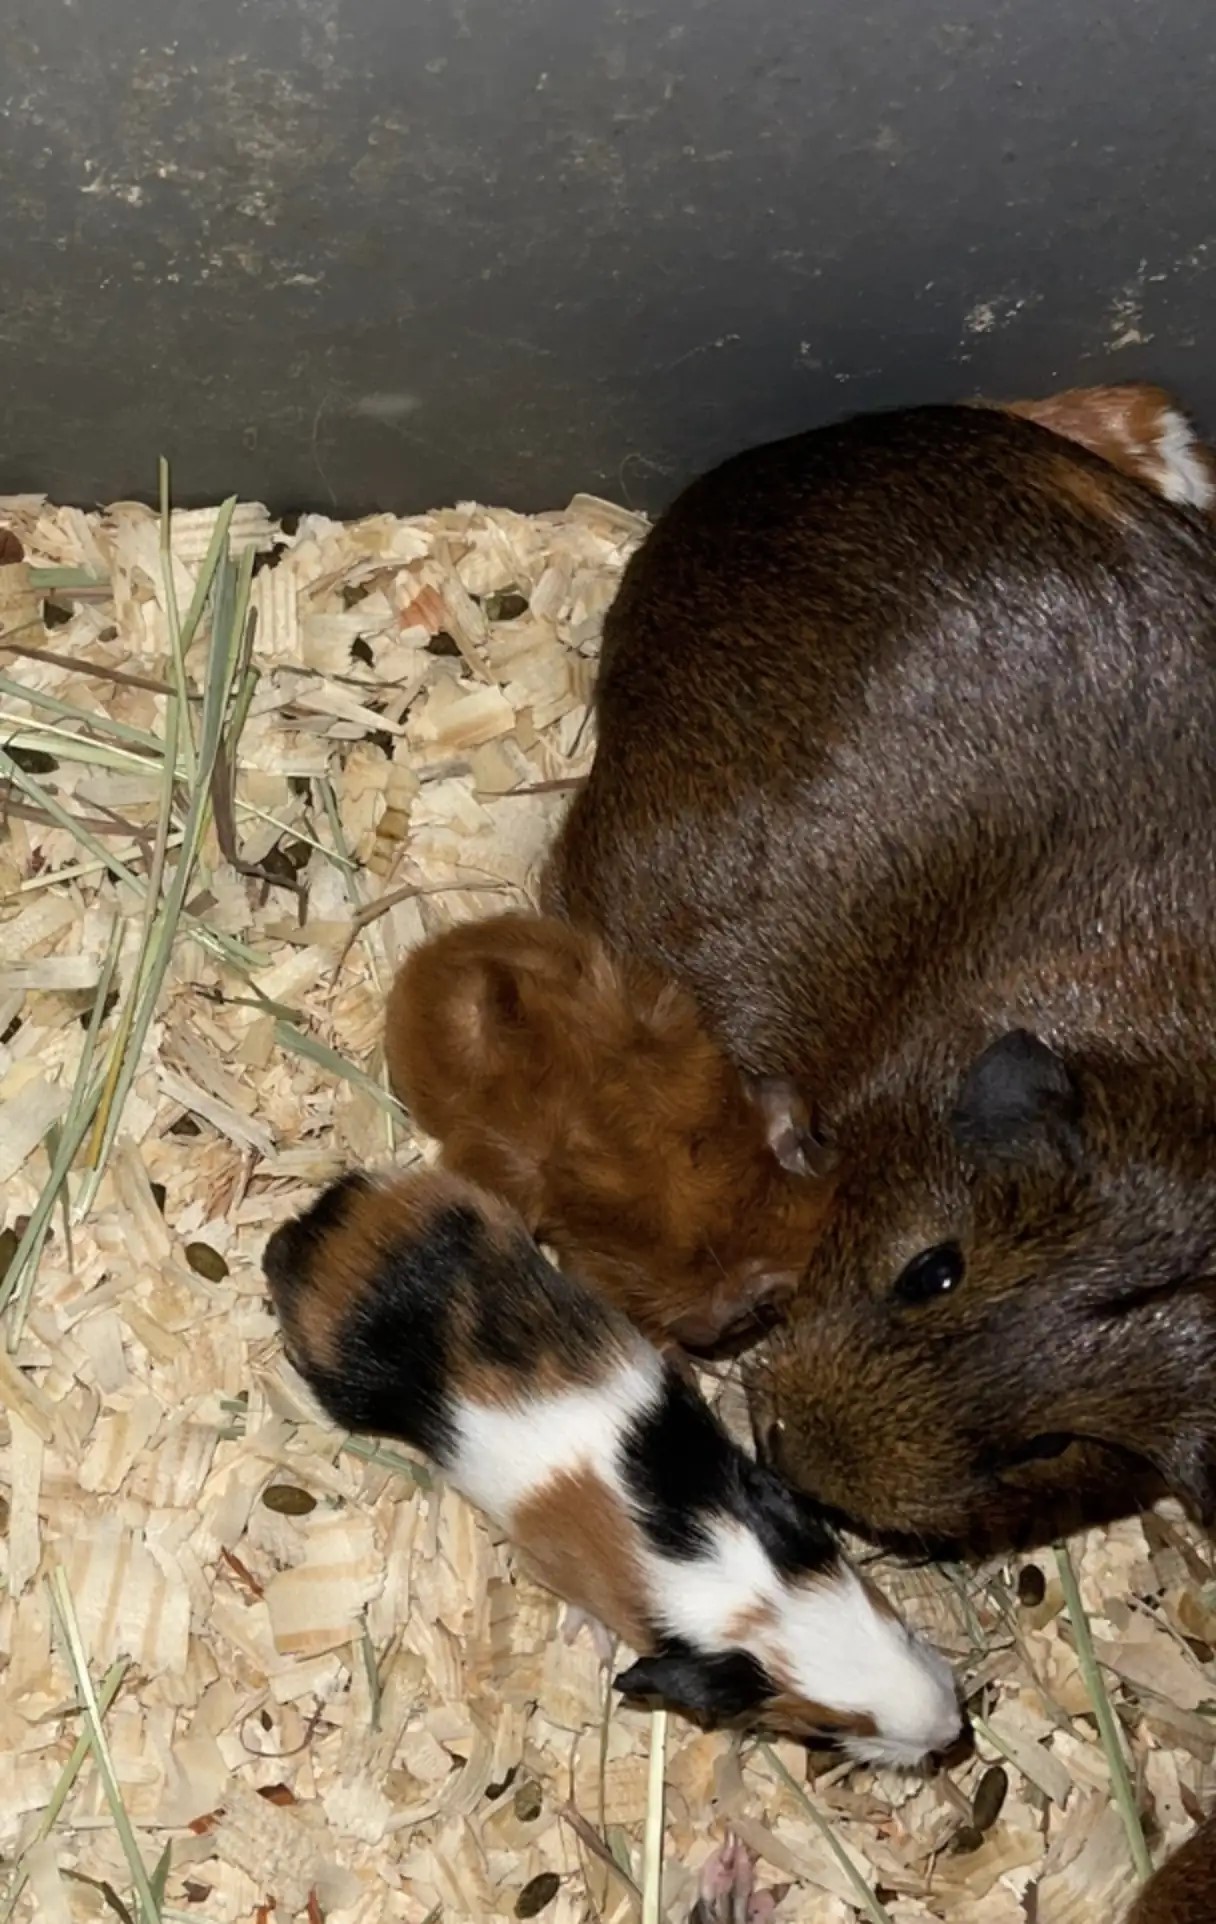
[561,1604,616,1668]
[690,1838,778,1924]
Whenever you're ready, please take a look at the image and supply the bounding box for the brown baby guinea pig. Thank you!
[383,910,836,1349]
[542,387,1216,1555]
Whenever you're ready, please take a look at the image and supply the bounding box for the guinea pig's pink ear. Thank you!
[746,1074,839,1178]
[951,1029,1083,1168]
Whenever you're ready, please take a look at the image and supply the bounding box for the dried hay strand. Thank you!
[0,476,1211,1924]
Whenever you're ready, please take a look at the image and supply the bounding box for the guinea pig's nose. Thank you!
[928,1716,975,1774]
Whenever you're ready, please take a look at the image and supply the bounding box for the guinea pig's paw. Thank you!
[560,1604,616,1668]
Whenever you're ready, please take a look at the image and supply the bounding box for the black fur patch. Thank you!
[460,1223,615,1381]
[303,1199,480,1464]
[263,1170,372,1309]
[622,1365,839,1578]
[615,1637,774,1721]
[621,1367,736,1557]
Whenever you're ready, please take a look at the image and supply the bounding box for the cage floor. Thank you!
[0,486,1210,1924]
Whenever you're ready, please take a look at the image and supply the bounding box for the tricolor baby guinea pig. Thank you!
[263,1166,962,1765]
[382,912,836,1350]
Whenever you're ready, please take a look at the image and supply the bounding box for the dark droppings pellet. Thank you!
[79,988,120,1030]
[426,629,462,657]
[185,1241,230,1282]
[0,1226,18,1277]
[972,1763,1009,1833]
[1017,1562,1046,1608]
[261,1485,318,1517]
[949,1824,985,1857]
[512,1780,543,1823]
[484,589,530,622]
[515,1872,561,1918]
[258,845,301,891]
[485,1764,518,1801]
[7,744,57,774]
[281,838,314,873]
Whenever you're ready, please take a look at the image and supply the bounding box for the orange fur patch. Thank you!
[723,1599,779,1647]
[384,913,836,1345]
[512,1465,652,1650]
[759,1692,879,1744]
[999,383,1216,513]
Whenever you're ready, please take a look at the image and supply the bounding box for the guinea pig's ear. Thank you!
[482,956,527,1029]
[951,1030,1083,1168]
[746,1075,839,1178]
[614,1645,772,1722]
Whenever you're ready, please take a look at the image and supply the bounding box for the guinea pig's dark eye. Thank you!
[893,1241,965,1305]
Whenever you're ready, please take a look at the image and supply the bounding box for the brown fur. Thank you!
[757,1693,878,1744]
[1000,383,1216,513]
[384,912,835,1348]
[542,389,1216,1557]
[723,1599,779,1646]
[1129,1811,1216,1924]
[513,1466,652,1650]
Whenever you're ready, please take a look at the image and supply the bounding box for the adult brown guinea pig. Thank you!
[543,385,1216,1555]
[1128,1810,1216,1924]
[383,911,836,1348]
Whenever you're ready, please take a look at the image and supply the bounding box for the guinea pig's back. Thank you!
[546,404,1216,1081]
[266,1167,644,1464]
[595,403,1216,732]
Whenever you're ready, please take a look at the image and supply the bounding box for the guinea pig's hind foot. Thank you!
[561,1605,616,1668]
[689,1838,778,1924]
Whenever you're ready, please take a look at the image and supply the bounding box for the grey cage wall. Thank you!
[1,0,1213,517]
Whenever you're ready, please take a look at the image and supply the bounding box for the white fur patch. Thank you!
[450,1359,959,1767]
[786,1572,961,1766]
[448,1349,663,1525]
[1154,408,1216,510]
[645,1518,960,1766]
[644,1513,775,1650]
